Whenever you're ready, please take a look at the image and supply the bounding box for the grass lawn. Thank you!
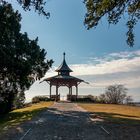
[79,103,140,124]
[0,102,53,132]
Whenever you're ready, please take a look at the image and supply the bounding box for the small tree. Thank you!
[104,84,128,104]
[125,96,133,105]
[98,94,107,103]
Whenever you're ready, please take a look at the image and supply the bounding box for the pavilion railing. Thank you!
[50,95,60,101]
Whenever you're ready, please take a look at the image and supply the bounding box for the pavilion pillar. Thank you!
[69,87,71,95]
[69,87,70,101]
[49,84,52,99]
[76,85,78,100]
[71,87,72,95]
[69,86,72,101]
[56,85,58,101]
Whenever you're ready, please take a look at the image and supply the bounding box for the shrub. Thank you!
[32,96,50,104]
[71,95,97,102]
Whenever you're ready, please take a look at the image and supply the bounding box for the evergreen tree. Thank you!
[0,2,53,114]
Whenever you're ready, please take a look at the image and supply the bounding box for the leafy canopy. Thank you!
[0,2,53,113]
[84,0,140,47]
[2,0,50,18]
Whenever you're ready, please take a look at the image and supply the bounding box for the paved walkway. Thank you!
[0,103,110,140]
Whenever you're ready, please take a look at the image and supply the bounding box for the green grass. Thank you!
[0,102,53,132]
[79,103,140,124]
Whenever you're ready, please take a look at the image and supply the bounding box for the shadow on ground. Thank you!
[89,111,140,124]
[0,103,140,140]
[0,108,45,131]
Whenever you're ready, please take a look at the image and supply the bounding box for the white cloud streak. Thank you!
[82,76,140,89]
[71,56,140,76]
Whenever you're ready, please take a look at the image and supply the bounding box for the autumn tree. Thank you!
[0,2,53,114]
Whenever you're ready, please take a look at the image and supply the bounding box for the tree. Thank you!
[125,95,133,104]
[98,93,107,103]
[0,2,53,114]
[84,0,140,47]
[104,84,128,104]
[1,0,50,18]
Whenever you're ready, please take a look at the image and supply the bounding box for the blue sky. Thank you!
[10,0,140,102]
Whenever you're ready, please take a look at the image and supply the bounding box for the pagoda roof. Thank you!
[55,52,73,72]
[43,75,84,82]
[41,52,86,86]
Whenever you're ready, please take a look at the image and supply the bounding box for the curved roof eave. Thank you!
[43,75,84,82]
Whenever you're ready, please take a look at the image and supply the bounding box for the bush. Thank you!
[98,94,107,103]
[72,95,97,102]
[32,96,50,104]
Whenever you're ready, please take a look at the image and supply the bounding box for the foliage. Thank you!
[0,2,53,114]
[1,0,50,18]
[13,92,25,109]
[84,0,140,47]
[125,95,133,104]
[98,93,107,103]
[32,96,51,103]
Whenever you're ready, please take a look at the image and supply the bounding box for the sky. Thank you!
[9,0,140,102]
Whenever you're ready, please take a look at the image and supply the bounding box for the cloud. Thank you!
[70,50,140,90]
[44,67,56,77]
[88,50,140,64]
[70,56,140,76]
[108,50,140,59]
[84,75,140,89]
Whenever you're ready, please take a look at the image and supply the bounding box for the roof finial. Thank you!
[63,52,66,60]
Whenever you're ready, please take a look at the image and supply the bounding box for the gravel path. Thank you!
[0,102,139,140]
[0,102,109,140]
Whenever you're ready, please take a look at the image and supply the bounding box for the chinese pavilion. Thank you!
[43,53,84,101]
